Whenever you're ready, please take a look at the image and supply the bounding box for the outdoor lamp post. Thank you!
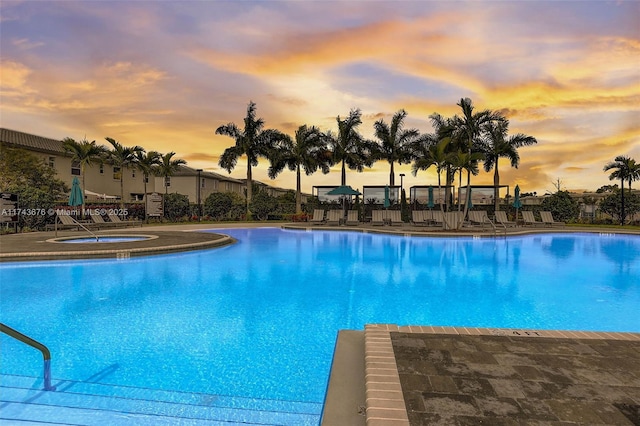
[399,173,405,194]
[196,169,203,221]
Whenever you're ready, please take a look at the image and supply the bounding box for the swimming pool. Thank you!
[1,229,639,407]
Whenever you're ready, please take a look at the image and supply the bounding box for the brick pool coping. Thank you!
[363,324,640,426]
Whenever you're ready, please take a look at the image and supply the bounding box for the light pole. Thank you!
[399,173,405,194]
[196,169,203,221]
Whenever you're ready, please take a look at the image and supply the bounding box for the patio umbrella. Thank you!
[384,185,390,208]
[427,186,435,209]
[513,184,522,222]
[327,185,361,220]
[68,176,84,207]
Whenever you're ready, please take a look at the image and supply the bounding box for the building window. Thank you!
[71,161,81,176]
[144,176,149,183]
[165,177,171,188]
[201,178,205,188]
[132,170,136,178]
[212,180,218,191]
[226,182,232,191]
[48,157,55,168]
[99,164,104,174]
[113,167,121,180]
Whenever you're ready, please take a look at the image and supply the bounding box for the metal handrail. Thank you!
[55,211,99,241]
[0,323,56,391]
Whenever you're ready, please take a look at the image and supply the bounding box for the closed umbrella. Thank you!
[68,176,84,207]
[427,186,434,209]
[384,185,390,208]
[513,185,522,222]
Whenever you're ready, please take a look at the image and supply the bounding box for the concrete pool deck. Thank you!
[2,223,639,425]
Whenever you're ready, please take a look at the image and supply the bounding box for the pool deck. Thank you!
[3,223,640,425]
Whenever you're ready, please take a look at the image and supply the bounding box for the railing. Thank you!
[0,323,56,391]
[55,212,100,241]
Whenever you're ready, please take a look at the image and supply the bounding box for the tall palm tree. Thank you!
[216,101,287,212]
[158,152,186,195]
[268,125,330,214]
[373,109,419,187]
[626,157,640,190]
[62,137,107,211]
[328,108,375,186]
[480,120,537,212]
[426,112,458,210]
[452,98,504,220]
[105,137,144,209]
[412,136,453,220]
[604,155,635,225]
[135,150,162,200]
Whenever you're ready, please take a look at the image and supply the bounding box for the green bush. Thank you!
[540,191,580,222]
[599,190,640,224]
[163,193,190,221]
[249,190,278,221]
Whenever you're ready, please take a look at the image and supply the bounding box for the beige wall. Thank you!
[153,176,245,203]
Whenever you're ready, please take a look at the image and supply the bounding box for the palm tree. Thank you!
[134,150,162,200]
[158,152,186,195]
[450,151,484,212]
[268,125,330,214]
[62,137,107,211]
[216,101,287,213]
[373,109,419,187]
[480,120,537,212]
[412,136,453,220]
[452,98,504,220]
[105,137,144,209]
[328,108,375,186]
[604,155,637,225]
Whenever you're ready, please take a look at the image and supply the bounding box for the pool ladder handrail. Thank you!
[55,212,99,241]
[0,322,56,391]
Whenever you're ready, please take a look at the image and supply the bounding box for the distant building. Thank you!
[0,128,244,203]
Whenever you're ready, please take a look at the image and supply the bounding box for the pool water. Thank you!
[1,229,639,405]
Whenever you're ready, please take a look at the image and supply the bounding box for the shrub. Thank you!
[164,193,190,221]
[540,191,580,222]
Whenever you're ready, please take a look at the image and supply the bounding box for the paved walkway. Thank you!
[364,325,640,426]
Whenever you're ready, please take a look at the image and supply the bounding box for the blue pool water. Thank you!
[1,228,639,406]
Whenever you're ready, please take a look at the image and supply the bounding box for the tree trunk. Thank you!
[296,165,302,214]
[246,161,253,216]
[389,161,395,187]
[120,171,125,210]
[494,162,500,212]
[341,160,346,186]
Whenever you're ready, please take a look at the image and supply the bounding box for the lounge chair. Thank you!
[309,209,325,225]
[445,211,465,229]
[522,210,544,227]
[345,210,360,226]
[540,211,565,227]
[90,213,119,229]
[388,210,404,226]
[494,210,517,228]
[468,210,493,230]
[431,210,445,228]
[411,210,426,226]
[107,212,141,227]
[371,210,385,226]
[326,209,342,226]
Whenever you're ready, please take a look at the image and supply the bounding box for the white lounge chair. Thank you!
[309,209,325,225]
[411,210,426,226]
[540,211,565,227]
[522,211,544,227]
[345,210,360,226]
[107,212,141,227]
[326,210,343,226]
[388,210,404,226]
[371,210,385,226]
[468,211,493,230]
[494,211,517,227]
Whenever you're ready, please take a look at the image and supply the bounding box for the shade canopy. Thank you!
[513,185,523,209]
[68,176,84,206]
[327,185,362,196]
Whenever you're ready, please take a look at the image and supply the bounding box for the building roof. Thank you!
[173,165,244,183]
[0,128,67,155]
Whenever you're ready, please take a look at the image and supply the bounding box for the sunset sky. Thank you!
[2,1,639,195]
